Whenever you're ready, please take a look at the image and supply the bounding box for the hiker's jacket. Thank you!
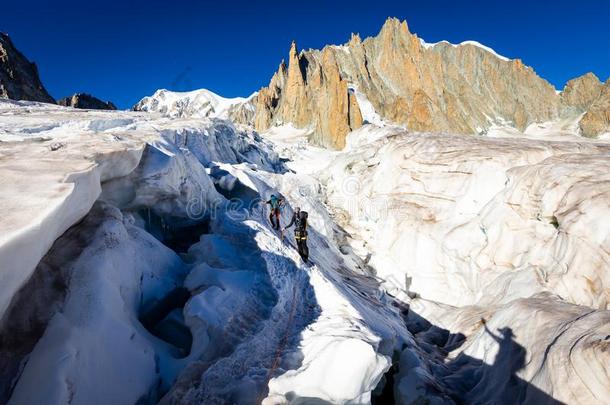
[266,198,283,210]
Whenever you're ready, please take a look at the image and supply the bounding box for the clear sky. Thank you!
[2,0,609,108]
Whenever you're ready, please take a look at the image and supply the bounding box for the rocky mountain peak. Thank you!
[254,36,364,148]
[289,40,299,58]
[253,17,563,148]
[379,16,410,37]
[579,77,610,137]
[0,33,55,103]
[348,33,362,46]
[58,93,117,110]
[286,40,305,85]
[561,72,604,112]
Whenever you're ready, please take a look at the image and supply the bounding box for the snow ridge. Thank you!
[419,38,510,61]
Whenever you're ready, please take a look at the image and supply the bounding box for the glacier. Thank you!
[0,98,608,405]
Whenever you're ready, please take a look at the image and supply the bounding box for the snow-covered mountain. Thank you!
[133,88,257,122]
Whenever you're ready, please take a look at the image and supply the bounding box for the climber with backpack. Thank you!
[266,194,285,230]
[283,206,309,263]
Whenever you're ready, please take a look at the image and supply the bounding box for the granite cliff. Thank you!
[254,18,608,148]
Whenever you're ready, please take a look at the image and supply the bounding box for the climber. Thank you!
[284,206,309,263]
[266,194,284,230]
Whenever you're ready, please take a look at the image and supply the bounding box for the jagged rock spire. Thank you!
[379,17,410,36]
[349,33,362,45]
[286,40,305,85]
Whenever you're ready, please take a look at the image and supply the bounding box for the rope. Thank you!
[256,281,299,404]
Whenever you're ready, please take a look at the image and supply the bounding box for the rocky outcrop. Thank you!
[254,18,560,148]
[558,73,610,137]
[560,72,604,112]
[255,41,363,148]
[0,33,54,103]
[58,93,117,110]
[579,80,610,137]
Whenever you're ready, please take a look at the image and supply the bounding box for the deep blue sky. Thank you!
[2,0,609,108]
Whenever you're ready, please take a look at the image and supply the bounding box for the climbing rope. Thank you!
[256,281,299,403]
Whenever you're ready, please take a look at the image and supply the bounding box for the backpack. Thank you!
[270,195,279,209]
[298,211,308,229]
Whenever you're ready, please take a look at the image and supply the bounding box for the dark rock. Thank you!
[0,33,55,103]
[58,93,117,110]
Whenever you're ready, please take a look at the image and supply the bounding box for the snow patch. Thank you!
[348,85,386,127]
[330,44,350,53]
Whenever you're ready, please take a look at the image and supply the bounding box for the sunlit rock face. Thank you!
[560,73,610,138]
[254,18,561,148]
[579,79,610,137]
[254,41,363,149]
[253,18,610,147]
[561,72,604,113]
